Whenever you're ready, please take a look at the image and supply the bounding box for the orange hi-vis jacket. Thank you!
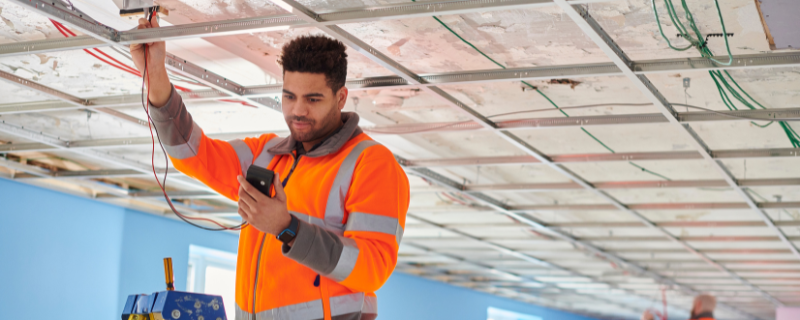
[151,86,410,320]
[689,312,715,320]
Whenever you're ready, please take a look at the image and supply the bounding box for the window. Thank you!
[188,245,237,320]
[487,307,542,320]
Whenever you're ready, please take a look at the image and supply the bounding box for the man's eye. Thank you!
[283,95,294,100]
[310,98,320,102]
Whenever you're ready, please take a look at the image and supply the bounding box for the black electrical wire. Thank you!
[139,9,245,231]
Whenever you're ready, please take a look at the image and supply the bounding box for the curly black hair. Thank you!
[278,35,348,93]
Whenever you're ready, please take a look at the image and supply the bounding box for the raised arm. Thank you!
[129,17,273,200]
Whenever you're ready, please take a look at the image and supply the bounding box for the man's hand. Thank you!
[640,310,654,320]
[237,173,293,237]
[129,16,171,107]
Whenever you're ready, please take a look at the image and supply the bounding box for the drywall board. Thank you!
[759,0,800,49]
[0,109,148,140]
[0,88,57,104]
[0,0,79,44]
[562,160,723,182]
[437,76,661,121]
[166,37,277,86]
[210,27,396,80]
[746,186,800,202]
[156,0,284,24]
[483,189,612,205]
[403,130,526,157]
[410,210,531,225]
[647,67,800,112]
[347,89,470,124]
[337,7,611,74]
[604,187,743,203]
[591,0,771,61]
[554,226,667,238]
[428,165,576,186]
[512,123,699,155]
[686,240,789,250]
[639,209,764,222]
[523,209,637,223]
[720,158,800,179]
[138,99,287,133]
[0,50,142,98]
[663,225,779,238]
[690,121,800,151]
[402,226,467,239]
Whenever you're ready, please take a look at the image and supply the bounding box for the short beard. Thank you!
[286,102,341,143]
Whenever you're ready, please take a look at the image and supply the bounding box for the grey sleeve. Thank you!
[283,220,359,282]
[148,85,202,160]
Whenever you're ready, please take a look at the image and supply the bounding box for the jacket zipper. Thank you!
[251,153,303,318]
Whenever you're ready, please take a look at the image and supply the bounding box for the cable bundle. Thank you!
[652,0,800,147]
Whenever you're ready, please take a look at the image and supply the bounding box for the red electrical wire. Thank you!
[50,17,243,230]
[140,12,245,231]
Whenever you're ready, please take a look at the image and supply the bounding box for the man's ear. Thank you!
[336,86,349,111]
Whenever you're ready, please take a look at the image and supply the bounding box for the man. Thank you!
[640,294,716,320]
[689,294,716,320]
[131,17,409,320]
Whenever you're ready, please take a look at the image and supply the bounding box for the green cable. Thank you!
[628,161,672,181]
[650,0,692,51]
[656,0,800,146]
[414,1,672,181]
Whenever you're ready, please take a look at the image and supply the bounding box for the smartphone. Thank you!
[246,166,275,197]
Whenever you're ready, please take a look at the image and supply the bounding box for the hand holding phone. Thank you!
[246,166,275,197]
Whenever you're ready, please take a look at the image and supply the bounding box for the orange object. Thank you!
[153,87,409,320]
[163,258,174,291]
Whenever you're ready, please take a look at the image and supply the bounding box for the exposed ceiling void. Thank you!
[1,0,799,318]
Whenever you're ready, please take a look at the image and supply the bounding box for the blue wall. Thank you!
[0,178,596,320]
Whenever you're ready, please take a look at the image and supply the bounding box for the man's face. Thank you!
[281,72,348,142]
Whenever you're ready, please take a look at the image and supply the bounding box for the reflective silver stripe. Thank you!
[362,295,377,314]
[290,211,343,236]
[254,299,324,320]
[253,137,285,168]
[229,139,254,175]
[236,304,253,320]
[324,140,380,229]
[328,237,359,282]
[345,212,403,244]
[330,292,364,317]
[163,121,202,160]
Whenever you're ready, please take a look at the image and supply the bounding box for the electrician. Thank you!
[131,17,409,320]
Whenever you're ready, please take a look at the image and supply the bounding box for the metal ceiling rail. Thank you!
[0,0,620,57]
[8,0,282,113]
[510,202,800,211]
[437,235,800,243]
[405,213,743,317]
[463,178,800,191]
[0,69,149,127]
[0,155,241,220]
[399,240,650,316]
[0,119,207,190]
[547,220,800,228]
[0,90,229,115]
[552,0,792,308]
[402,165,765,320]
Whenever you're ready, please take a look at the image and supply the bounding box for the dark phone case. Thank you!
[246,166,275,197]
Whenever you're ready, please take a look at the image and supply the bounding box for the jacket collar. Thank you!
[268,112,363,158]
[691,311,714,319]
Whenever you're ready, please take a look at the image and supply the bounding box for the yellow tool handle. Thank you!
[163,257,174,291]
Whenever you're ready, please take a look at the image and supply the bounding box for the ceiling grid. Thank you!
[0,0,798,318]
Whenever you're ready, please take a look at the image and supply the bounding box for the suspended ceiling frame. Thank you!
[0,0,799,319]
